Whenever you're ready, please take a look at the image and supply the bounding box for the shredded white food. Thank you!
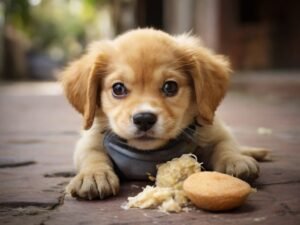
[123,154,201,213]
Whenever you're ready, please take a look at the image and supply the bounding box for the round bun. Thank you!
[183,172,252,211]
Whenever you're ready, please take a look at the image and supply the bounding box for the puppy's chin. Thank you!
[127,138,169,150]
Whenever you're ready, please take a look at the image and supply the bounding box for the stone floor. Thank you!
[0,72,299,225]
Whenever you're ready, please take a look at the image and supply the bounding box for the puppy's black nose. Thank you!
[133,112,157,131]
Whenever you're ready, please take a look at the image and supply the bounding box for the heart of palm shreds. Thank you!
[123,154,201,213]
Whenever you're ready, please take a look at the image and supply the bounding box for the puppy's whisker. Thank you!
[162,121,173,127]
[180,129,199,145]
[105,129,114,138]
[163,118,177,126]
[182,126,202,137]
[100,124,111,134]
[104,128,112,135]
[104,130,131,147]
[113,138,131,147]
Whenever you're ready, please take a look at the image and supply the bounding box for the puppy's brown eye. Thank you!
[162,81,178,97]
[112,82,127,98]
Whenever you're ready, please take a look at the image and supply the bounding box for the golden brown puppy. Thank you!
[61,28,268,200]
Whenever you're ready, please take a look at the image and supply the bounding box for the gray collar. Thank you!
[103,124,198,180]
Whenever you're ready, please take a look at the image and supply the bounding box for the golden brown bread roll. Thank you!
[183,172,253,211]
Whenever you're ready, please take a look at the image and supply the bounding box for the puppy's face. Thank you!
[62,29,231,150]
[101,39,195,149]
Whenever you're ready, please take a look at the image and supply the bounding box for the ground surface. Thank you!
[0,72,299,225]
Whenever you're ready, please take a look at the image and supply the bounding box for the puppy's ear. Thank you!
[60,42,109,130]
[176,35,231,125]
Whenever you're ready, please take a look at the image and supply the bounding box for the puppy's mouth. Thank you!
[105,124,197,151]
[125,132,168,150]
[133,134,159,141]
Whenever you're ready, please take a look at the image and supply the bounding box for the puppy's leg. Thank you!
[197,118,260,181]
[66,123,119,200]
[211,140,260,181]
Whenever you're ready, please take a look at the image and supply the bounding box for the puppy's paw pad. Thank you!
[66,170,119,200]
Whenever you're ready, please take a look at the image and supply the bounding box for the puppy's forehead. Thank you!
[113,32,178,70]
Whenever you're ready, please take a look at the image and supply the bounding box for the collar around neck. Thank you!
[103,123,199,180]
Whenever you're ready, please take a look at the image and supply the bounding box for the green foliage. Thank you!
[5,0,31,30]
[4,0,108,62]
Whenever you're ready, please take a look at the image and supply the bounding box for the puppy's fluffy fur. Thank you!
[62,29,268,200]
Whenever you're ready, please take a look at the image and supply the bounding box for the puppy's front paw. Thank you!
[66,169,120,200]
[213,154,259,182]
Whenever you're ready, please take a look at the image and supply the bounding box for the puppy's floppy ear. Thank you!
[60,42,109,130]
[175,35,231,125]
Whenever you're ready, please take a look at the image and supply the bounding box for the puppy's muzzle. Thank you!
[132,112,157,131]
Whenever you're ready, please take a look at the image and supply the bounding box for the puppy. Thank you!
[61,28,267,200]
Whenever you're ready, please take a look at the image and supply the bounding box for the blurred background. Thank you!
[0,3,300,223]
[0,0,299,80]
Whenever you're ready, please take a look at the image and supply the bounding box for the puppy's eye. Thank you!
[112,82,127,98]
[162,81,178,97]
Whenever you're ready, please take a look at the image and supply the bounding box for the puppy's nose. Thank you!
[133,112,157,131]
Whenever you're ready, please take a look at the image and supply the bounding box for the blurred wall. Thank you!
[0,3,3,79]
[112,0,300,70]
[1,0,300,81]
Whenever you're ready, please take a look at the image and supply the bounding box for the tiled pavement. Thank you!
[0,72,299,225]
